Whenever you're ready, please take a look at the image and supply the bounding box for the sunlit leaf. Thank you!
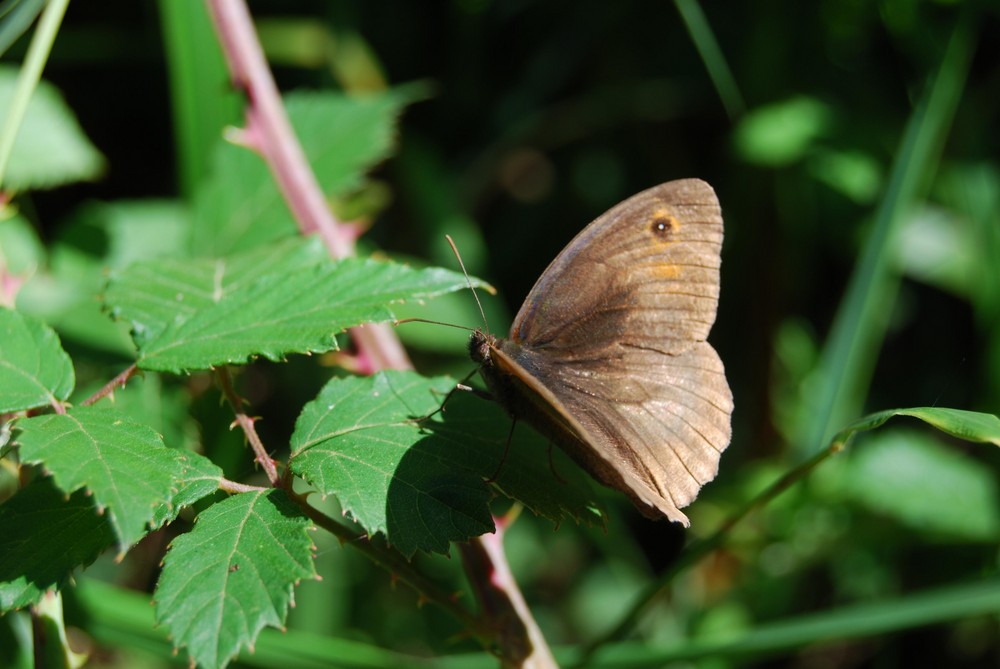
[154,490,316,669]
[104,237,480,373]
[14,406,186,551]
[0,308,74,413]
[834,407,1000,447]
[290,370,602,557]
[151,451,223,530]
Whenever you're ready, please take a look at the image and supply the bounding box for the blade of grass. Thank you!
[585,576,1000,666]
[674,0,745,119]
[0,0,68,190]
[76,578,444,668]
[157,0,241,200]
[802,13,976,454]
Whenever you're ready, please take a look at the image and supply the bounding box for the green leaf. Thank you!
[290,371,494,556]
[13,406,186,551]
[154,490,316,669]
[0,477,115,611]
[104,237,479,373]
[833,407,1000,447]
[0,308,74,413]
[841,429,999,541]
[0,66,105,190]
[192,86,423,255]
[733,96,832,166]
[0,213,45,275]
[151,451,223,530]
[290,371,602,557]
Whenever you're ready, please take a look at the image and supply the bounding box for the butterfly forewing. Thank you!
[493,178,733,524]
[510,179,723,356]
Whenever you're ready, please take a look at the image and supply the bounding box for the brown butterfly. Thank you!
[470,179,733,525]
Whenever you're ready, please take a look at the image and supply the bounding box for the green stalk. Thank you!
[802,14,975,453]
[0,0,69,189]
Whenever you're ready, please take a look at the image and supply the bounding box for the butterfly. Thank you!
[470,179,733,525]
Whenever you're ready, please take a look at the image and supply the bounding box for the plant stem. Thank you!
[215,366,279,486]
[81,364,140,406]
[203,0,412,372]
[459,510,559,669]
[289,489,491,640]
[218,478,267,494]
[0,0,70,189]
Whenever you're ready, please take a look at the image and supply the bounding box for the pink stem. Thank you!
[204,0,412,371]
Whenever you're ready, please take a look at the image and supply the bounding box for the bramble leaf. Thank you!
[0,308,74,413]
[104,238,479,373]
[290,370,602,557]
[14,406,186,551]
[0,477,115,611]
[154,490,316,669]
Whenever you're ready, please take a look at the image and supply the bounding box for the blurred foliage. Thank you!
[1,0,998,668]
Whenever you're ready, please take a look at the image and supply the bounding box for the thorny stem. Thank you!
[82,364,141,406]
[577,443,843,665]
[204,0,543,661]
[218,478,268,494]
[289,489,491,640]
[203,0,411,372]
[215,366,279,486]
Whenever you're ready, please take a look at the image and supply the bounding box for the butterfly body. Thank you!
[471,179,733,525]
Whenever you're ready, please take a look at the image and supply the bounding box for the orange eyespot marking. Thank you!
[649,211,679,241]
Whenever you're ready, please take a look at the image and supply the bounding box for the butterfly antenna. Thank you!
[446,234,490,334]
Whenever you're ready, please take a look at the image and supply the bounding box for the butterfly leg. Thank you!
[485,418,517,484]
[415,369,485,423]
[547,442,567,484]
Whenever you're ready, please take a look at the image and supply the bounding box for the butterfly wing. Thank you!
[503,179,732,524]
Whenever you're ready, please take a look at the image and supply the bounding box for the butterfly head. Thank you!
[468,328,499,367]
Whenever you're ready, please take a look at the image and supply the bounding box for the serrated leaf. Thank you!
[192,86,423,255]
[14,406,186,550]
[104,238,479,373]
[154,490,316,669]
[843,429,1000,541]
[151,451,223,530]
[290,371,602,557]
[0,308,74,412]
[0,477,115,611]
[0,66,105,190]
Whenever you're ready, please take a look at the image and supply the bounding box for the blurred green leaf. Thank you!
[0,308,73,413]
[0,477,115,611]
[843,429,999,540]
[0,213,44,275]
[0,0,46,59]
[808,148,883,203]
[0,66,104,190]
[192,86,425,255]
[14,406,187,550]
[154,489,316,669]
[734,97,832,166]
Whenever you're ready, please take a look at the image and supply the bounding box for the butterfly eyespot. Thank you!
[650,214,678,239]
